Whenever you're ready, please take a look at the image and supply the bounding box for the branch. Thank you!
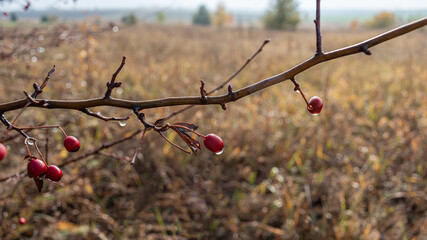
[0,18,425,114]
[314,0,323,55]
[32,65,56,98]
[104,56,126,98]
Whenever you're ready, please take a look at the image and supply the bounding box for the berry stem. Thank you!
[24,137,48,166]
[130,127,147,165]
[290,77,313,110]
[157,131,191,154]
[24,138,33,156]
[34,142,48,166]
[167,124,206,138]
[18,125,67,137]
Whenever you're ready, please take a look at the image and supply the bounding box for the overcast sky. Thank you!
[3,0,427,11]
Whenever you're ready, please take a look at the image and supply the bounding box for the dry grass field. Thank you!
[0,22,426,239]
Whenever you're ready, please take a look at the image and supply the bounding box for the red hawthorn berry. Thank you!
[307,96,323,115]
[46,165,63,181]
[27,159,47,178]
[0,143,7,161]
[203,134,224,154]
[63,136,80,152]
[19,217,27,225]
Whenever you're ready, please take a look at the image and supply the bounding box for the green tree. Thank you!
[122,12,138,25]
[40,15,58,23]
[10,12,18,22]
[192,5,211,26]
[263,0,300,30]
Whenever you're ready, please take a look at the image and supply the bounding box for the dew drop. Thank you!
[27,139,35,146]
[311,113,319,116]
[215,149,224,155]
[295,90,301,93]
[119,120,127,127]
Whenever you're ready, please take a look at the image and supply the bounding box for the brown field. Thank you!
[0,22,426,239]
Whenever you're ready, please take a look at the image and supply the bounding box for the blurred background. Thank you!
[0,0,426,239]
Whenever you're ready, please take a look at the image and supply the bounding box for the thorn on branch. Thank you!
[33,83,41,95]
[23,91,49,107]
[32,65,55,98]
[228,84,236,102]
[200,80,208,103]
[82,108,130,122]
[361,45,372,55]
[105,56,126,98]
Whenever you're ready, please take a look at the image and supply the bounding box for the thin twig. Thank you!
[157,131,191,154]
[81,108,131,122]
[0,114,29,139]
[130,127,147,165]
[314,0,323,55]
[32,65,56,98]
[17,125,67,137]
[104,56,126,98]
[164,39,270,120]
[0,18,425,114]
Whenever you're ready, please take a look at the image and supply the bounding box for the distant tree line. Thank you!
[192,0,300,30]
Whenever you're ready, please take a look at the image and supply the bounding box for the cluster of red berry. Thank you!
[0,136,80,183]
[27,136,79,182]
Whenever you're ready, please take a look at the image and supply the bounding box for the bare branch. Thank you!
[314,0,323,55]
[0,114,30,139]
[0,18,425,116]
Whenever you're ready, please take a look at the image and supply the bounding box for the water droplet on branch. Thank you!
[119,120,127,127]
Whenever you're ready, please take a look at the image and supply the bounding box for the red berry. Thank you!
[203,134,224,154]
[27,159,47,178]
[307,96,323,115]
[0,143,7,161]
[64,136,80,152]
[19,217,27,225]
[46,165,63,181]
